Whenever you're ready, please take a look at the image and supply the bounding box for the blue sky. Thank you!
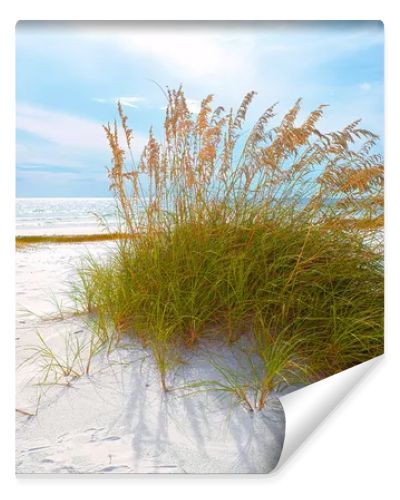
[16,21,384,197]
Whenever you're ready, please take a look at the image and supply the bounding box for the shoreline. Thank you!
[16,232,131,249]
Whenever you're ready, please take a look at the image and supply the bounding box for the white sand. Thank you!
[16,242,285,474]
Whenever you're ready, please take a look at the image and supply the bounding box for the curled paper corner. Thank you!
[274,355,383,472]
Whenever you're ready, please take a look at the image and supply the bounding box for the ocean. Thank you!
[16,198,119,236]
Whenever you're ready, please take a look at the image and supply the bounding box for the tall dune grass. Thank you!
[75,88,383,407]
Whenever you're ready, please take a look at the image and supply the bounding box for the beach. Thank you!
[16,240,285,474]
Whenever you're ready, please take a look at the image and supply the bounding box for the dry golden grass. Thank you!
[102,87,383,239]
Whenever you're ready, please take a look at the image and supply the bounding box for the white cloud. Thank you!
[16,142,88,169]
[117,96,145,108]
[359,82,372,91]
[115,30,257,84]
[16,103,149,166]
[16,104,106,150]
[79,23,382,115]
[93,96,146,108]
[111,25,381,86]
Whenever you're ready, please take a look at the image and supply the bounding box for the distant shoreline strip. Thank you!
[16,232,132,248]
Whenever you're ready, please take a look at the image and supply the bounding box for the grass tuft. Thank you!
[73,87,383,408]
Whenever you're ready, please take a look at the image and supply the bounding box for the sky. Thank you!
[16,21,384,197]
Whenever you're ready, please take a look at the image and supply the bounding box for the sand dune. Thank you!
[16,242,285,474]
